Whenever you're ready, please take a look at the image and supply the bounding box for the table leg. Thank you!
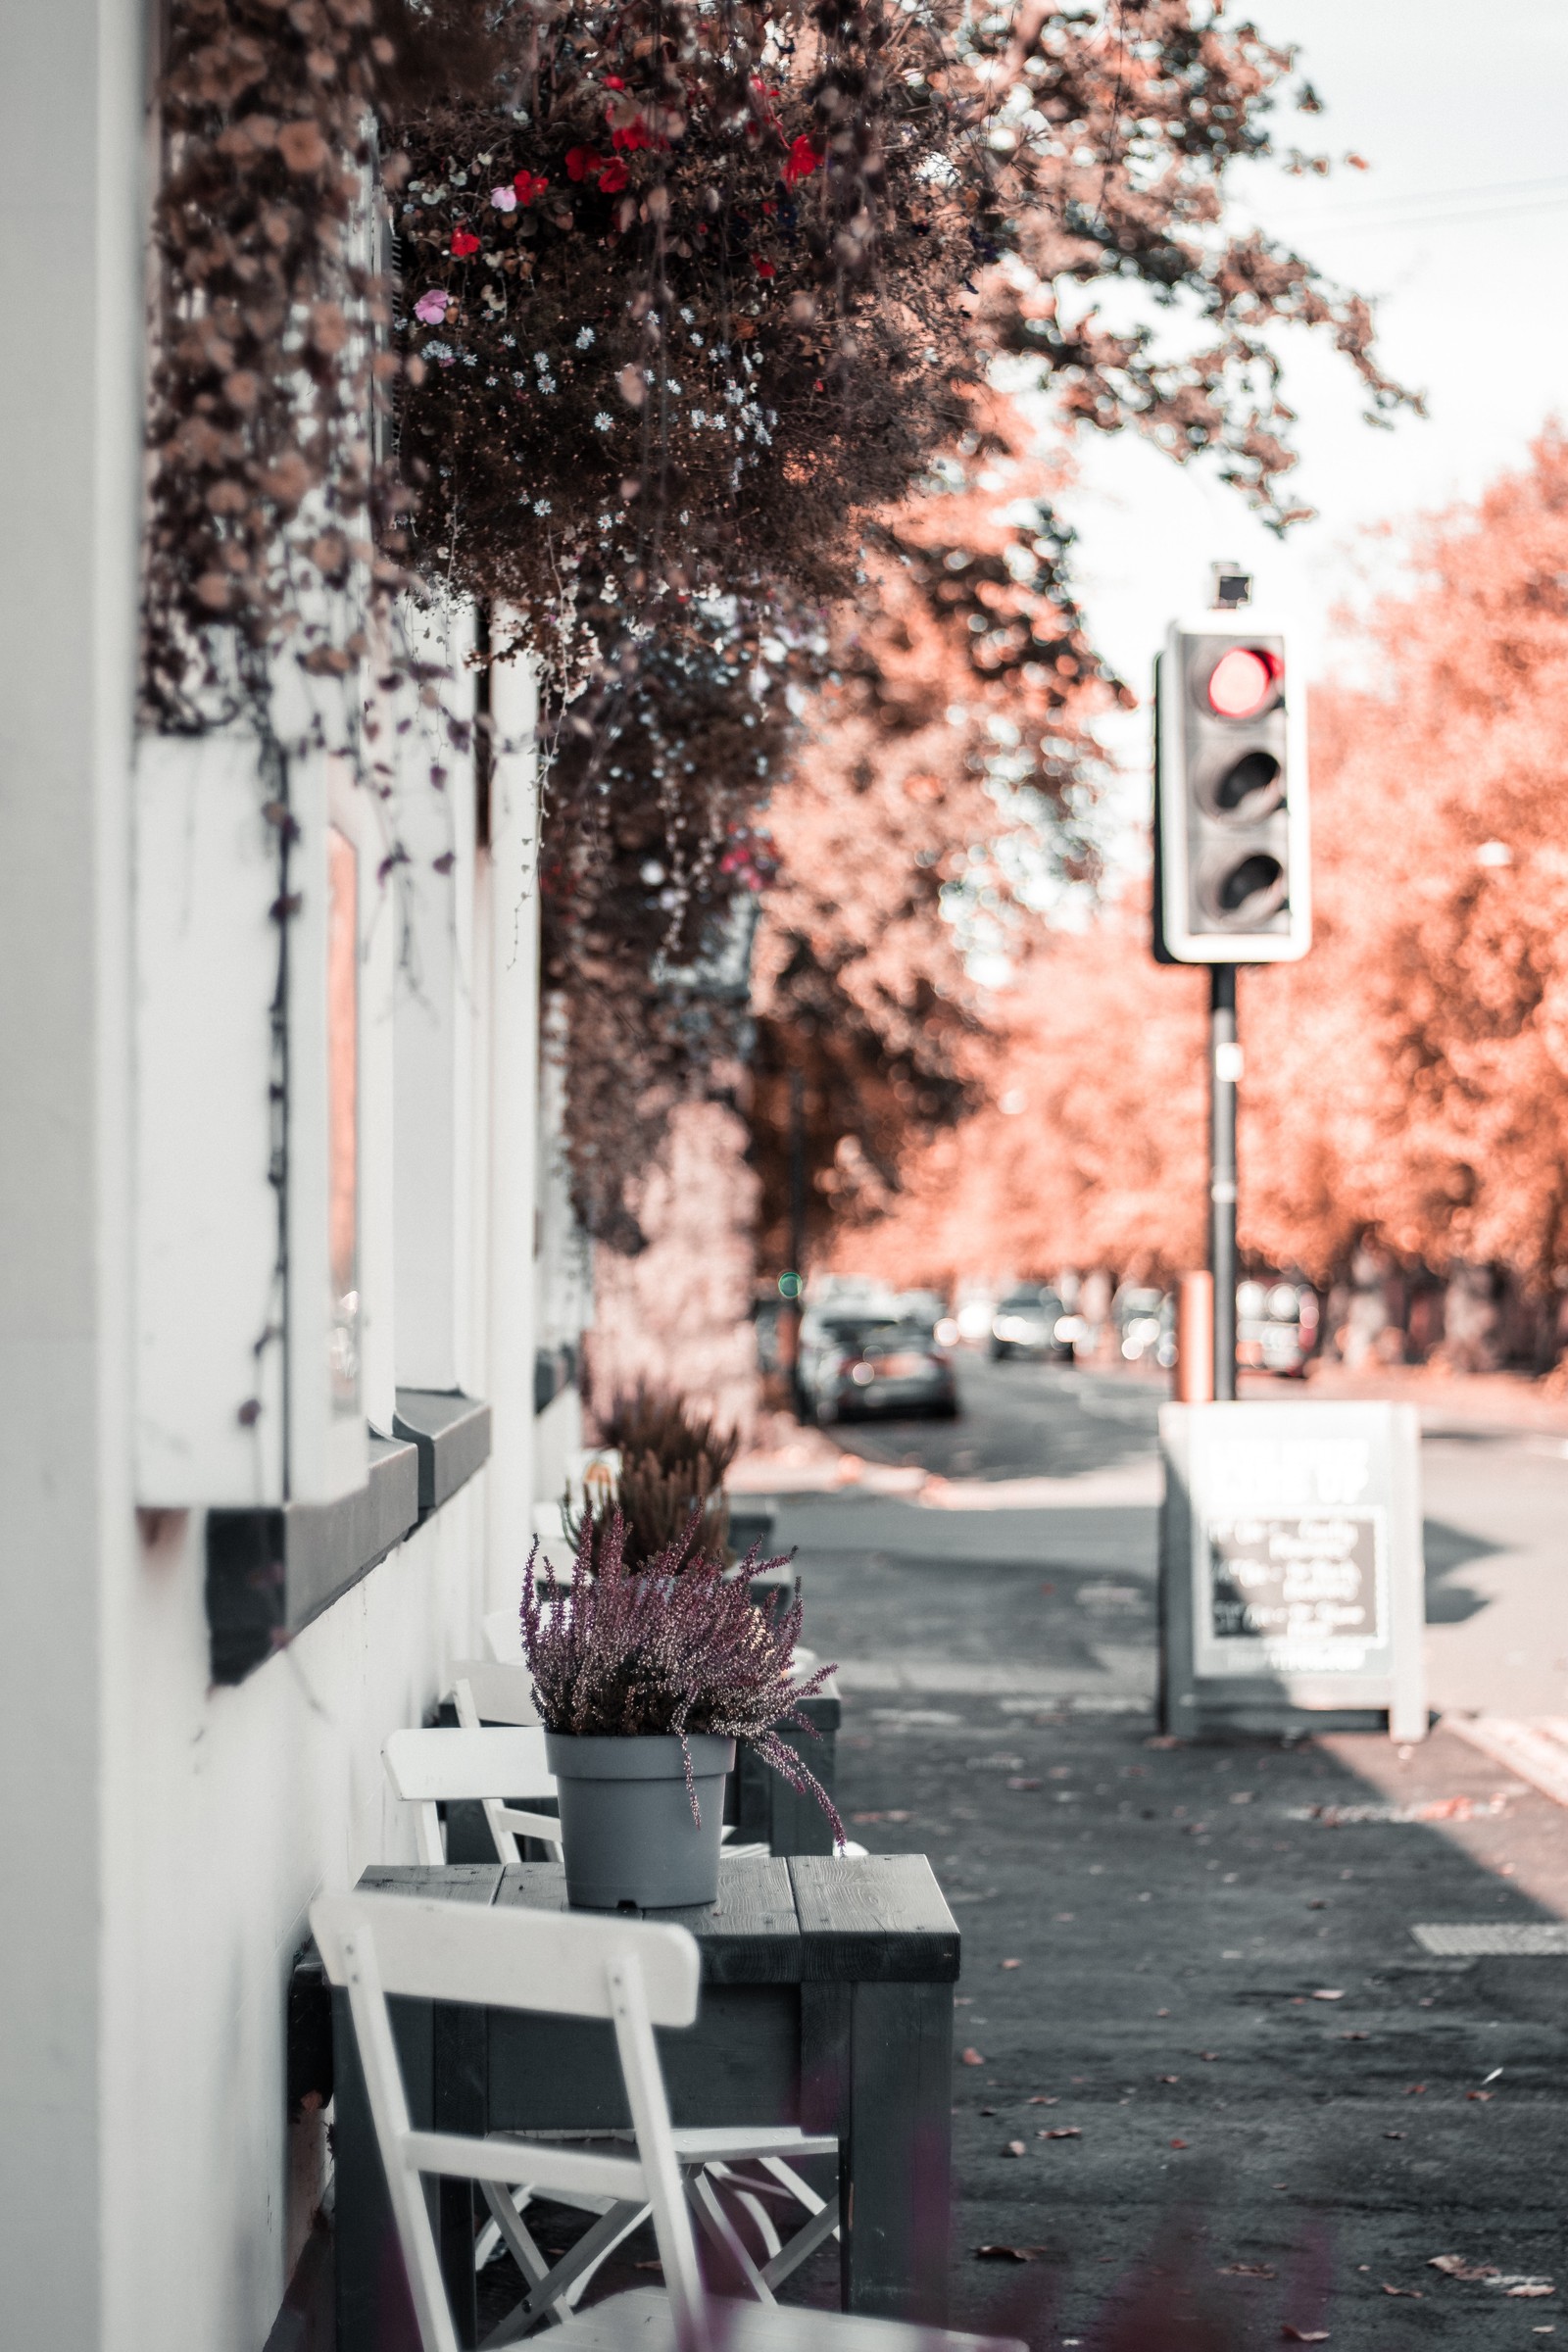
[434,1994,486,2346]
[843,1980,953,2323]
[333,1986,431,2352]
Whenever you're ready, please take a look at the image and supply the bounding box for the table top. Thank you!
[357,1852,959,1985]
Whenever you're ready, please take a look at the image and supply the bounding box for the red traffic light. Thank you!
[1206,646,1281,719]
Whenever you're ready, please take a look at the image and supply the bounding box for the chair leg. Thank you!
[758,2191,842,2291]
[477,2180,553,2292]
[702,2167,784,2262]
[480,2198,650,2347]
[686,2170,777,2306]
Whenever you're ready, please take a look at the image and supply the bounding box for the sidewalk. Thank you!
[781,1489,1568,2348]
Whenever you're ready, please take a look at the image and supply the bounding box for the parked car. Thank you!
[989,1284,1075,1364]
[812,1316,959,1422]
[1237,1278,1319,1376]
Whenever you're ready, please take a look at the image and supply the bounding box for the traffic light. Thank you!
[1153,615,1310,963]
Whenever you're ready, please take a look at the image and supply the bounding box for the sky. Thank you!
[1047,0,1568,852]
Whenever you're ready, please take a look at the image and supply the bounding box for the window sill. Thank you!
[392,1388,492,1520]
[206,1434,420,1686]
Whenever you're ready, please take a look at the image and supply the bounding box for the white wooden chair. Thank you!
[383,1725,564,1868]
[311,1888,1024,2352]
[384,1717,799,2306]
[449,1659,541,1726]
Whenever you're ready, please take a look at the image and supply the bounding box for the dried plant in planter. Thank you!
[565,1385,742,1567]
[522,1508,843,1837]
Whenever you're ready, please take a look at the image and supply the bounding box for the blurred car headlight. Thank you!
[1054,1315,1086,1343]
[934,1316,959,1348]
[994,1314,1035,1342]
[849,1362,875,1386]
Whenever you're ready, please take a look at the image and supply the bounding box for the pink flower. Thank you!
[414,288,449,325]
[490,184,517,212]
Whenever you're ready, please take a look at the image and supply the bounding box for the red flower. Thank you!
[610,119,652,153]
[755,257,776,278]
[565,146,604,182]
[450,226,480,258]
[597,158,629,193]
[603,73,625,89]
[513,169,549,205]
[783,135,823,187]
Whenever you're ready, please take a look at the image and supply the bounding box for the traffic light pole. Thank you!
[1209,964,1239,1400]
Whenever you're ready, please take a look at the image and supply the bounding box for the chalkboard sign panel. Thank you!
[1207,1508,1385,1655]
[1159,1401,1425,1740]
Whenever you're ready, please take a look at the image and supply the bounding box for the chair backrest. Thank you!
[383,1726,561,1867]
[311,1890,710,2352]
[447,1658,540,1726]
[482,1606,524,1664]
[385,1725,555,1803]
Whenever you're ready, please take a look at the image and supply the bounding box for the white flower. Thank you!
[594,412,612,430]
[575,325,596,349]
[690,409,707,427]
[533,500,553,515]
[539,378,557,394]
[533,351,550,367]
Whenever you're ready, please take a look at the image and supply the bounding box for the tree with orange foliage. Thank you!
[834,429,1568,1340]
[749,397,1127,1260]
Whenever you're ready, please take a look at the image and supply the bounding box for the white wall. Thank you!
[0,0,145,2343]
[105,1495,486,2350]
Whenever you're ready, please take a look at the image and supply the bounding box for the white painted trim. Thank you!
[134,734,287,1504]
[394,602,478,1393]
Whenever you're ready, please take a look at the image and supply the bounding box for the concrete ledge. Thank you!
[393,1388,493,1520]
[205,1435,420,1685]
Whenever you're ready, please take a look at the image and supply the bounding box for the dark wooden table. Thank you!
[333,1853,959,2351]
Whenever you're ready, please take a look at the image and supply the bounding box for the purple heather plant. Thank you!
[521,1505,844,1841]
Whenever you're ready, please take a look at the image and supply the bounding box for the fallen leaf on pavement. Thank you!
[1159,2075,1181,2083]
[1028,2094,1057,2105]
[1004,2140,1026,2157]
[1311,1989,1346,2001]
[1040,2127,1082,2139]
[1382,2284,1423,2298]
[979,2106,997,2116]
[1001,1958,1022,1970]
[1007,1777,1044,1790]
[1406,2083,1427,2095]
[960,2048,985,2066]
[1280,2328,1330,2343]
[1218,2263,1277,2278]
[975,2246,1041,2263]
[1429,2257,1498,2280]
[1342,2032,1370,2041]
[1509,2286,1557,2300]
[1384,2132,1405,2140]
[1468,2090,1494,2102]
[1170,2138,1190,2150]
[1200,2051,1220,2062]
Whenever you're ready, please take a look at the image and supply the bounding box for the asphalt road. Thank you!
[758,1355,1568,2346]
[826,1350,1568,1722]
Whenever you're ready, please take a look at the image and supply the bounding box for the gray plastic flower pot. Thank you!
[544,1733,736,1910]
